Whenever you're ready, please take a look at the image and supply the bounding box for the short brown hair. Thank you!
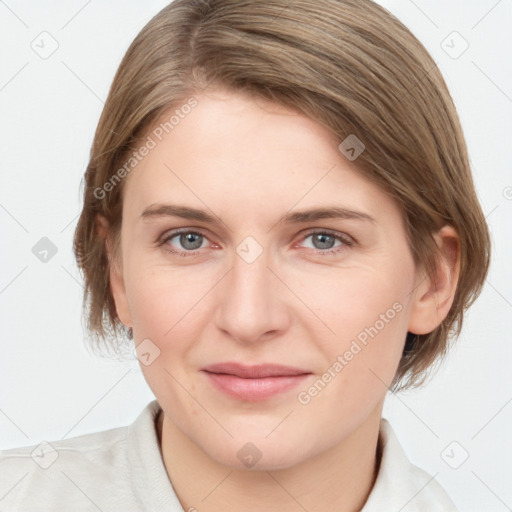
[73,0,491,389]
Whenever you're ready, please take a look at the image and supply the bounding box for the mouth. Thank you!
[201,362,313,401]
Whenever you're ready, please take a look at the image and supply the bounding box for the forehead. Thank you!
[122,89,397,226]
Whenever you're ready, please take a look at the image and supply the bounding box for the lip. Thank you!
[201,362,312,401]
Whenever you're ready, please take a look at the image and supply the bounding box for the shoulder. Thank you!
[361,418,458,512]
[0,401,162,511]
[0,424,132,511]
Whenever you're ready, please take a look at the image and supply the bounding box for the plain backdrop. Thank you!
[1,1,511,511]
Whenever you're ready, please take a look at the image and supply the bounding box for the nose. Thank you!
[214,239,291,345]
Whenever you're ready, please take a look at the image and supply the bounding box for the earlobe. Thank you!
[407,225,460,335]
[109,263,133,329]
[96,215,133,329]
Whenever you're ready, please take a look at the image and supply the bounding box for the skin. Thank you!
[99,87,460,512]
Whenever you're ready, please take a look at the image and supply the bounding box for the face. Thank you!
[110,88,421,470]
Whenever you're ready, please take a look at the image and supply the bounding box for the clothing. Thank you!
[0,399,457,511]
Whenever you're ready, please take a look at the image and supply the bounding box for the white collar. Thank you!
[128,400,457,511]
[361,418,457,511]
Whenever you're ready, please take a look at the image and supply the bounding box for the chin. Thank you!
[201,431,314,471]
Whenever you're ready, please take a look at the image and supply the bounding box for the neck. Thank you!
[157,405,383,512]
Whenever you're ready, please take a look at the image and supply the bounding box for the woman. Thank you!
[0,0,490,510]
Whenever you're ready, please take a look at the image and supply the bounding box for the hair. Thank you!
[73,0,491,390]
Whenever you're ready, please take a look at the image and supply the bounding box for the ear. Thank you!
[96,215,133,328]
[407,225,460,335]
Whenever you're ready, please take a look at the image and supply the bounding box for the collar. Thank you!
[127,400,184,511]
[127,400,457,511]
[361,419,457,511]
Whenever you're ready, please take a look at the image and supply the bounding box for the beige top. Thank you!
[0,399,457,511]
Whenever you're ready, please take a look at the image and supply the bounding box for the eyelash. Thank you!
[157,228,354,258]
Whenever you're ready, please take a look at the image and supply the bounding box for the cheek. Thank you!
[292,271,409,433]
[125,260,207,337]
[296,264,411,382]
[126,265,210,407]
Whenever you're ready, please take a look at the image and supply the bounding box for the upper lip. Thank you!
[202,362,311,378]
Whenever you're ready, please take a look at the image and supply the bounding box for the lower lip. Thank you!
[202,371,311,401]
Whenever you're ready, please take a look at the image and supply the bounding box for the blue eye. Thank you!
[299,230,353,255]
[157,228,353,257]
[158,229,208,257]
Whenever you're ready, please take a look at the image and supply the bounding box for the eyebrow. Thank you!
[140,203,377,225]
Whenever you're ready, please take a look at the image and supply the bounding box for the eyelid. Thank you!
[158,226,210,242]
[298,227,354,244]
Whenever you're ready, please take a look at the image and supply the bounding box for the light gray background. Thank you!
[1,1,511,511]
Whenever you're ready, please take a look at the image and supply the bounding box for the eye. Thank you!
[158,229,210,257]
[298,230,353,255]
[157,228,354,258]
